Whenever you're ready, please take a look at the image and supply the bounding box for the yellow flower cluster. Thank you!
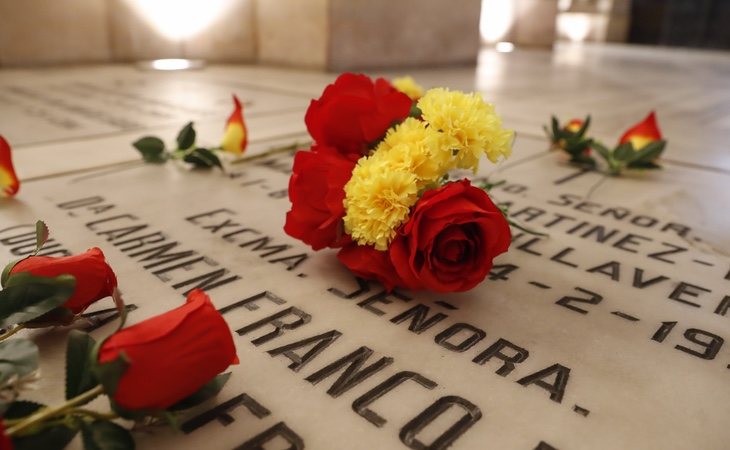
[343,87,512,250]
[418,88,513,169]
[392,76,424,100]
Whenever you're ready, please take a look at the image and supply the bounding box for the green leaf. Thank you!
[408,104,422,118]
[12,425,78,450]
[24,306,75,328]
[66,330,98,401]
[4,400,44,419]
[183,148,223,170]
[613,142,635,161]
[0,338,38,385]
[132,137,166,163]
[169,373,231,411]
[0,273,76,328]
[34,221,49,255]
[627,160,662,170]
[176,122,196,150]
[81,420,135,450]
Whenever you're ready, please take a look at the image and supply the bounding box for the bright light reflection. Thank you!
[126,0,234,40]
[148,59,202,71]
[495,41,515,53]
[480,0,514,43]
[559,14,592,42]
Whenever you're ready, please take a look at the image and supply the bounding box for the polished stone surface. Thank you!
[1,43,729,450]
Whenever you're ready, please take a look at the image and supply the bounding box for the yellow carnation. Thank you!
[377,118,452,182]
[392,76,424,100]
[343,157,418,250]
[417,88,513,171]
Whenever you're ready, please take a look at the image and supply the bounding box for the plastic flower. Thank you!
[392,76,424,100]
[221,95,248,155]
[98,289,238,411]
[343,158,418,251]
[0,136,19,198]
[417,88,513,170]
[619,111,661,151]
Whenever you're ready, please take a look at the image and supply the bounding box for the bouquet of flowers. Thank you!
[284,73,514,293]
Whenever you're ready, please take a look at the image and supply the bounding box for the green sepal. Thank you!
[626,139,666,164]
[132,137,167,163]
[183,148,223,170]
[576,115,591,137]
[169,373,232,411]
[613,142,635,161]
[11,425,78,450]
[24,306,75,328]
[34,221,49,255]
[66,330,99,401]
[90,342,129,399]
[0,259,20,288]
[550,116,560,139]
[408,104,422,118]
[81,420,135,450]
[4,400,45,419]
[0,273,76,328]
[176,122,196,150]
[589,141,612,161]
[568,153,597,168]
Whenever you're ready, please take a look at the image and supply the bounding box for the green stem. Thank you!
[6,385,105,436]
[508,219,549,238]
[231,141,307,165]
[71,408,118,421]
[0,324,26,343]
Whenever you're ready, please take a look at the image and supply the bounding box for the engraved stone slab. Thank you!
[1,130,728,449]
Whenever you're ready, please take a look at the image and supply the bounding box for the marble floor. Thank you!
[1,42,730,450]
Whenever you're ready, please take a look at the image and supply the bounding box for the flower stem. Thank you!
[6,385,105,436]
[0,324,26,343]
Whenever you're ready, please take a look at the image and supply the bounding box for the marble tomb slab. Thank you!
[0,135,728,449]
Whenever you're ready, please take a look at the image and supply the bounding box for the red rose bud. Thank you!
[221,95,248,155]
[305,73,411,155]
[10,247,117,314]
[389,180,511,292]
[98,289,238,411]
[0,136,19,198]
[619,111,662,150]
[284,145,358,250]
[564,119,584,134]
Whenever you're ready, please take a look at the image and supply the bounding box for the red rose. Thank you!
[0,136,19,198]
[337,243,405,292]
[10,247,117,314]
[0,420,12,450]
[284,145,358,250]
[305,73,412,155]
[389,180,511,292]
[98,289,238,411]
